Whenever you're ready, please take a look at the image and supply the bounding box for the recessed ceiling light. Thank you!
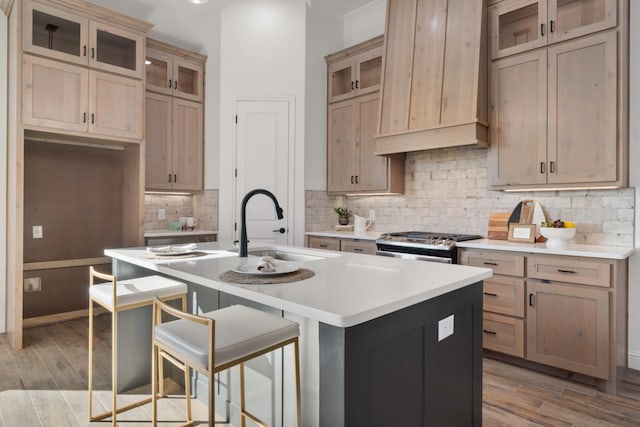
[188,0,208,4]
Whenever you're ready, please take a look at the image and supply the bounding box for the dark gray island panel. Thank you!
[320,282,483,427]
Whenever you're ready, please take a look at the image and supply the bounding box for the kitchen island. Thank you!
[105,242,492,426]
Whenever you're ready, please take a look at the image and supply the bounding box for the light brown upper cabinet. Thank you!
[328,93,403,194]
[327,36,383,104]
[375,0,488,155]
[22,54,143,140]
[145,39,206,192]
[145,93,203,191]
[489,30,623,189]
[146,39,204,102]
[490,0,617,60]
[23,0,144,79]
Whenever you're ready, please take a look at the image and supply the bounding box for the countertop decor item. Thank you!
[334,207,351,225]
[540,225,577,248]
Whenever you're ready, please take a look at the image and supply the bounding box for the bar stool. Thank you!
[88,266,188,425]
[152,297,301,427]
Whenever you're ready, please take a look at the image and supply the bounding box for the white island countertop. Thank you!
[105,242,492,328]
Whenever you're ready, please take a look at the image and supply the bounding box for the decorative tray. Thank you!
[231,259,300,276]
[146,244,198,256]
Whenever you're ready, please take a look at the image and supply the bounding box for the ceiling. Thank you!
[89,0,374,53]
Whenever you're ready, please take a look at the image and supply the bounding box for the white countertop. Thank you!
[145,229,218,238]
[457,239,634,259]
[105,242,492,328]
[305,230,384,240]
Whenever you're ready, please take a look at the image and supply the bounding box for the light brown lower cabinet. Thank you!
[307,235,377,255]
[526,279,610,379]
[459,248,626,387]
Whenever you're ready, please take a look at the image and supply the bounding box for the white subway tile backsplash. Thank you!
[307,147,635,247]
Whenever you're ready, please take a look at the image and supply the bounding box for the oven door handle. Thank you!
[376,249,452,264]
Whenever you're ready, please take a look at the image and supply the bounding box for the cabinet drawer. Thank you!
[527,255,611,287]
[483,275,525,317]
[307,236,340,251]
[482,312,524,358]
[459,249,525,277]
[341,239,377,255]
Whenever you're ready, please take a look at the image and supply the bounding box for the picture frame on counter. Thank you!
[508,224,536,243]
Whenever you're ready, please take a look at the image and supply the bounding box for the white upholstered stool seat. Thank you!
[89,275,188,310]
[88,267,187,426]
[155,304,299,370]
[152,300,301,427]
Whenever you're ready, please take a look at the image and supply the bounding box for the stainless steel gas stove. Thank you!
[376,231,483,263]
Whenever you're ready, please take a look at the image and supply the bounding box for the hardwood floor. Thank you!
[1,316,640,426]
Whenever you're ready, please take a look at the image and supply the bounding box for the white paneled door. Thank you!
[234,100,290,246]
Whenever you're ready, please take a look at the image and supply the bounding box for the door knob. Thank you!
[273,227,286,234]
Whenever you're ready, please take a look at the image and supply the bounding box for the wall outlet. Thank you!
[158,209,166,220]
[369,209,376,221]
[438,314,454,342]
[24,277,42,293]
[32,225,43,239]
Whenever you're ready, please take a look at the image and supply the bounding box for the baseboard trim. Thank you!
[629,351,640,371]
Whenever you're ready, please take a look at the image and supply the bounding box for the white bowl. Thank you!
[540,227,576,247]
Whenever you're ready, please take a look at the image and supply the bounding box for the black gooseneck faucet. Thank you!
[239,189,284,257]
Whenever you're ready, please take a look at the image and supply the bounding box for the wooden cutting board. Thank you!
[488,212,511,240]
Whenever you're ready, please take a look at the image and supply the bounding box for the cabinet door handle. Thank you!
[355,175,359,184]
[540,162,545,173]
[355,80,359,89]
[557,269,576,274]
[174,174,177,183]
[483,329,497,335]
[91,47,95,59]
[169,79,172,88]
[351,175,354,184]
[483,292,498,297]
[483,261,498,266]
[540,23,545,36]
[550,161,555,173]
[83,112,87,123]
[351,81,355,90]
[91,113,94,124]
[168,174,172,183]
[174,80,178,89]
[83,45,87,57]
[550,20,555,33]
[529,293,535,306]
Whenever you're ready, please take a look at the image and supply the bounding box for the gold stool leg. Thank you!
[112,308,117,426]
[88,299,95,421]
[294,339,301,427]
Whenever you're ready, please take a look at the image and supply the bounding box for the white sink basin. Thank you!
[229,246,340,262]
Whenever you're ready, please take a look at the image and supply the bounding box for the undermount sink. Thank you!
[229,246,340,262]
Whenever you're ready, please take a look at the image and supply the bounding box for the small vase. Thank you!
[338,216,349,225]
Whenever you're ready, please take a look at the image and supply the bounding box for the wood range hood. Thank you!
[375,0,488,155]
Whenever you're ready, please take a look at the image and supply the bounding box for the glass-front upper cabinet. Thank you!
[490,0,548,59]
[327,43,383,104]
[146,48,204,102]
[23,1,89,65]
[23,0,144,78]
[547,0,617,45]
[89,21,143,79]
[490,0,617,59]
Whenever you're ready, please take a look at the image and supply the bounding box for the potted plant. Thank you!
[334,207,351,225]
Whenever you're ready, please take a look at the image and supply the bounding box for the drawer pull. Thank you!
[529,293,535,307]
[483,262,498,266]
[483,329,497,335]
[319,244,328,248]
[483,292,498,297]
[353,248,363,252]
[557,269,576,274]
